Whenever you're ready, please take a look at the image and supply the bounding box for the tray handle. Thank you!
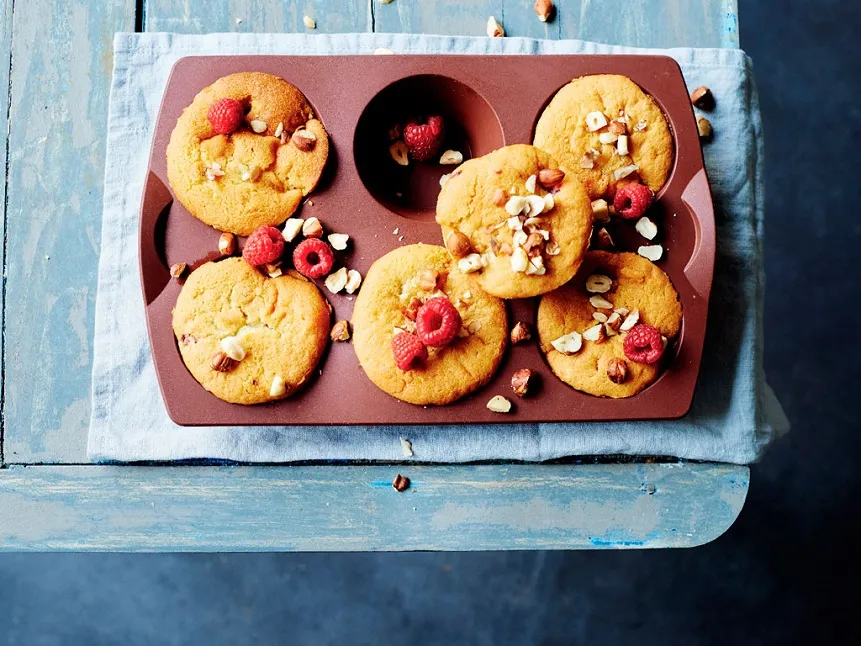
[681,168,716,298]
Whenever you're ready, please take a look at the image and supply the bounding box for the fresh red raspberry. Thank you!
[242,226,284,266]
[292,238,335,279]
[623,324,665,364]
[403,115,445,161]
[207,98,244,135]
[613,183,654,219]
[415,296,462,347]
[392,332,428,371]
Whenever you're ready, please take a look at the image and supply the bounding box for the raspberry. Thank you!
[415,296,462,347]
[623,324,665,364]
[242,226,285,266]
[613,183,654,220]
[392,332,428,371]
[403,115,445,161]
[207,98,244,135]
[292,238,335,279]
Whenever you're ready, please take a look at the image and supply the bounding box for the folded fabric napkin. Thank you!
[87,32,787,464]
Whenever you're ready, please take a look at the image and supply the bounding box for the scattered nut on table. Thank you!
[690,85,714,110]
[392,474,411,492]
[697,117,713,141]
[534,0,555,23]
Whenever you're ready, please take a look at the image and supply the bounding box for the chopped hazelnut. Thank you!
[511,368,537,397]
[418,269,441,291]
[393,474,411,492]
[510,321,532,345]
[690,86,714,110]
[330,320,351,342]
[607,358,628,384]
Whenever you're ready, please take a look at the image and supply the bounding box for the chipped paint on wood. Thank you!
[3,0,135,463]
[144,0,370,33]
[0,463,748,551]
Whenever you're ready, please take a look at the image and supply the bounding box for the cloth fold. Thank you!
[87,32,787,464]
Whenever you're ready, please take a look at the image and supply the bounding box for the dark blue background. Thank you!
[2,1,859,642]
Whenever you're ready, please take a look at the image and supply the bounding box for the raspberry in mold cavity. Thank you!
[622,323,665,364]
[392,331,428,371]
[613,183,654,220]
[292,238,335,279]
[242,226,285,266]
[403,115,445,161]
[415,296,462,348]
[207,98,244,135]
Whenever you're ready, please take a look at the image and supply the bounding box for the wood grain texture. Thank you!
[144,0,371,33]
[0,0,13,465]
[0,462,748,551]
[377,0,737,48]
[2,0,135,463]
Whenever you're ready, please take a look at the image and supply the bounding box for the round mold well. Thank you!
[353,75,504,221]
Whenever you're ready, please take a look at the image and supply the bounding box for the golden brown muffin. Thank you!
[537,251,682,398]
[435,144,592,299]
[533,74,673,199]
[172,258,331,404]
[166,72,329,236]
[351,244,507,405]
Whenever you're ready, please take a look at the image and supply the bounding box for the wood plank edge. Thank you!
[0,463,749,551]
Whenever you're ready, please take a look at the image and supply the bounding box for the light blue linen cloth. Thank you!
[87,32,787,464]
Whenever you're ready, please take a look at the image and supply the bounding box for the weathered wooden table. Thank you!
[0,0,748,551]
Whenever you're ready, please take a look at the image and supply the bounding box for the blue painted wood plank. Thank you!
[0,0,14,465]
[0,462,749,551]
[2,0,136,463]
[555,0,734,48]
[144,0,371,33]
[377,0,736,48]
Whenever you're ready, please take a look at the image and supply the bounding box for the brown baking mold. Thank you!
[140,55,715,426]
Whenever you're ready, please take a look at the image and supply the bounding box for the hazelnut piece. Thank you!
[291,128,317,152]
[445,231,473,258]
[511,368,537,397]
[393,474,411,492]
[331,320,351,342]
[210,351,236,373]
[534,0,555,22]
[537,168,565,189]
[690,86,714,110]
[418,269,441,291]
[607,358,628,384]
[218,232,235,256]
[510,321,532,345]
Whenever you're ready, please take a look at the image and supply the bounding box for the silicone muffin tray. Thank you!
[140,55,715,426]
